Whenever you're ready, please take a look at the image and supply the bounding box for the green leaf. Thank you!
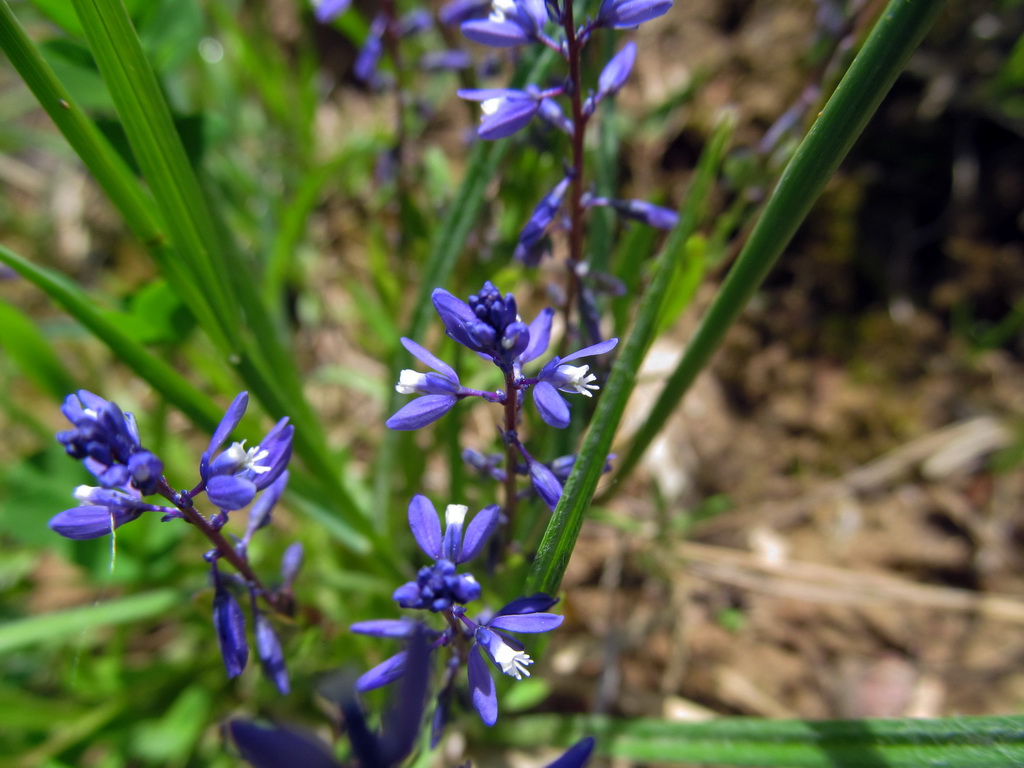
[0,590,180,654]
[612,0,950,485]
[527,114,735,596]
[0,244,224,433]
[0,299,76,399]
[495,714,1024,767]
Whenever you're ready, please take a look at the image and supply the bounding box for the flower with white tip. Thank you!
[531,338,619,429]
[200,392,293,511]
[456,594,564,726]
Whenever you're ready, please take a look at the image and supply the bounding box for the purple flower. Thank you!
[548,738,596,768]
[419,50,473,71]
[386,338,465,431]
[440,0,490,26]
[531,338,619,428]
[242,472,289,547]
[461,0,549,47]
[407,494,500,565]
[56,390,164,494]
[201,392,293,511]
[516,175,571,265]
[254,609,290,694]
[213,576,249,678]
[391,495,498,611]
[313,0,351,23]
[529,460,563,510]
[458,594,564,725]
[592,197,678,229]
[48,485,160,540]
[596,0,673,29]
[596,42,636,101]
[355,14,387,85]
[458,87,543,139]
[431,282,552,369]
[538,98,573,134]
[281,541,304,588]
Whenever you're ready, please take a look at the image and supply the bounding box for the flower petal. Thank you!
[530,461,563,509]
[520,308,555,363]
[458,504,500,563]
[255,611,290,694]
[400,337,459,382]
[351,619,420,638]
[356,650,407,692]
[385,395,458,431]
[559,337,619,364]
[204,392,248,475]
[489,612,564,633]
[48,505,126,540]
[545,737,596,768]
[408,494,442,559]
[496,593,559,616]
[228,721,340,768]
[207,474,257,511]
[461,18,532,47]
[213,586,248,678]
[468,645,498,726]
[532,381,571,429]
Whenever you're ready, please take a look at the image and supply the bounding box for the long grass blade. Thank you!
[527,115,735,596]
[495,714,1024,767]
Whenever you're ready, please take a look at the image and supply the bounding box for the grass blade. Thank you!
[612,0,949,484]
[527,115,735,596]
[0,589,180,654]
[495,714,1024,767]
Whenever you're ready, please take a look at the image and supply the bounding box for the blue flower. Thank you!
[254,607,290,694]
[431,282,553,369]
[48,485,162,540]
[201,392,293,511]
[355,14,387,85]
[56,390,164,494]
[386,338,466,431]
[548,738,596,768]
[458,87,545,140]
[313,0,352,23]
[595,0,673,29]
[588,196,678,229]
[392,495,499,611]
[461,0,549,47]
[516,175,571,265]
[212,568,249,679]
[595,42,636,103]
[457,594,564,725]
[531,338,619,428]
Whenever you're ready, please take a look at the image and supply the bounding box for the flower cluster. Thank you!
[351,495,564,731]
[49,390,298,692]
[387,282,617,432]
[456,0,677,292]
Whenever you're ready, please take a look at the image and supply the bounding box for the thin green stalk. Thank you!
[70,0,242,351]
[0,0,226,351]
[613,0,949,485]
[527,115,735,596]
[495,714,1024,767]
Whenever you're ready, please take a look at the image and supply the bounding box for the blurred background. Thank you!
[1,0,1023,765]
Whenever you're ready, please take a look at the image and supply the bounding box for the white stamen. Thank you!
[489,0,515,22]
[396,369,429,395]
[445,504,469,527]
[481,97,504,116]
[557,364,599,397]
[491,642,534,680]
[226,440,271,475]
